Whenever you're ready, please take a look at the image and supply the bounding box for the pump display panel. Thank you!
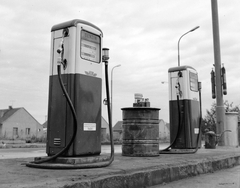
[189,72,198,92]
[80,30,101,63]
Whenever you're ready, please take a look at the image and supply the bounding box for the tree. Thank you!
[203,100,239,133]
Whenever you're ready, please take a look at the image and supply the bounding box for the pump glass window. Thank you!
[189,72,198,92]
[80,30,100,63]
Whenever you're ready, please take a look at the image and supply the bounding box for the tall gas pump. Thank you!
[167,66,201,152]
[46,19,103,156]
[26,19,114,169]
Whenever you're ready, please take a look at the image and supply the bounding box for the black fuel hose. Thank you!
[159,88,202,154]
[26,63,114,169]
[159,95,182,152]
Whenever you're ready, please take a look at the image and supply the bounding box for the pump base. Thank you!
[170,149,197,153]
[160,148,198,154]
[34,154,110,165]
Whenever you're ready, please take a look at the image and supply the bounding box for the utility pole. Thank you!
[211,0,225,146]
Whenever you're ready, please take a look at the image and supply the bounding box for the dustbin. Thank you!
[224,112,239,146]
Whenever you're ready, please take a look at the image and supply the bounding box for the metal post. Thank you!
[211,0,225,146]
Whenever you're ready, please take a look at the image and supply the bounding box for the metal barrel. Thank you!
[121,107,160,157]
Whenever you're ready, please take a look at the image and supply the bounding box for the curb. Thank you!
[62,154,240,188]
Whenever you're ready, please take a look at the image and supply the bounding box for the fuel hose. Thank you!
[159,95,182,152]
[159,85,202,154]
[26,62,114,169]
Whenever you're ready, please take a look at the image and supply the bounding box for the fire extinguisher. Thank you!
[211,69,216,99]
[221,66,227,95]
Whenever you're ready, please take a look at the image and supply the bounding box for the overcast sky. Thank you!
[0,0,239,125]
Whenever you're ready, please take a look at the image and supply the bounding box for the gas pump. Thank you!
[160,65,202,153]
[26,19,114,169]
[47,19,103,157]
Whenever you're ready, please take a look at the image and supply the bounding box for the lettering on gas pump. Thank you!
[83,123,96,131]
[85,71,97,77]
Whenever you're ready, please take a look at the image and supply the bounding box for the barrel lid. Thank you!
[121,107,160,110]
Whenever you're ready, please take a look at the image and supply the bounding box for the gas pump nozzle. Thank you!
[57,47,63,54]
[57,40,64,63]
[57,39,67,69]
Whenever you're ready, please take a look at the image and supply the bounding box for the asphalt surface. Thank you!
[149,165,240,188]
[0,145,122,159]
[1,146,240,188]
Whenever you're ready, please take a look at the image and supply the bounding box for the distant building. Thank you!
[101,117,109,142]
[42,121,47,132]
[0,106,43,140]
[113,121,123,141]
[158,119,170,142]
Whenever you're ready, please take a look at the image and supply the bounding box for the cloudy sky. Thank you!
[0,0,239,125]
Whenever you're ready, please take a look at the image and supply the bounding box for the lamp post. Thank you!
[211,0,225,146]
[111,64,121,124]
[178,26,200,66]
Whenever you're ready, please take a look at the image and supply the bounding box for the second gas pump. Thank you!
[161,65,202,154]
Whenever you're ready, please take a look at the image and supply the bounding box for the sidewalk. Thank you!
[1,146,240,188]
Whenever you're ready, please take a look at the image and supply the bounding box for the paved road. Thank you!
[0,148,47,159]
[149,165,240,188]
[0,145,123,159]
[0,143,170,159]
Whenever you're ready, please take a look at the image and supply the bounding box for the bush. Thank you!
[26,135,46,143]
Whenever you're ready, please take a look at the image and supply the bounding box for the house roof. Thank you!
[0,106,40,125]
[113,121,123,131]
[42,121,48,128]
[165,123,170,131]
[101,117,109,129]
[0,107,21,124]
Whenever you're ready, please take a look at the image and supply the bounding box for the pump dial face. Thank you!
[80,30,100,63]
[189,71,198,92]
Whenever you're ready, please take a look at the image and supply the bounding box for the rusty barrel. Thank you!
[121,107,160,157]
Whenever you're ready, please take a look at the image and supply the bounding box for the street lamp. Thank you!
[178,26,200,66]
[111,64,121,124]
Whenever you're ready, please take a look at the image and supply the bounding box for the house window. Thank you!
[13,127,18,137]
[26,128,30,135]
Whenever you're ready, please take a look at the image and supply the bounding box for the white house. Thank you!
[0,106,43,140]
[158,119,170,142]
